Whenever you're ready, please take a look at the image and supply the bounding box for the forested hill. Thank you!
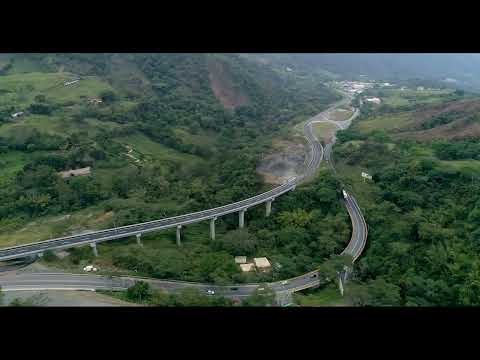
[0,53,339,140]
[0,53,339,238]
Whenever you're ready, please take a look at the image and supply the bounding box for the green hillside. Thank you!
[0,53,345,285]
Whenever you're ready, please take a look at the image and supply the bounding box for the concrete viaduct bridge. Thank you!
[0,172,301,262]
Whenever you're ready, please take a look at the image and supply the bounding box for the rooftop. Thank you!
[240,263,255,272]
[365,97,381,104]
[254,257,271,269]
[58,167,91,179]
[235,256,247,264]
[11,112,24,118]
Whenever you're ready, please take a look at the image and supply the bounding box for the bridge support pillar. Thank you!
[136,233,143,247]
[176,225,182,246]
[210,217,217,240]
[90,242,98,257]
[266,198,274,217]
[239,209,246,229]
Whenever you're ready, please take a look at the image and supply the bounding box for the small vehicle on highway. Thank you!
[310,274,318,278]
[258,287,265,291]
[230,287,238,291]
[206,289,215,295]
[83,265,98,272]
[281,280,288,286]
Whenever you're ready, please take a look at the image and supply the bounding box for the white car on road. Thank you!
[83,265,98,272]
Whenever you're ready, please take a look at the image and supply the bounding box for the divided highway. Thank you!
[0,93,368,302]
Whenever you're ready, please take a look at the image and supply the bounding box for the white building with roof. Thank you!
[365,97,381,104]
[58,167,91,179]
[235,256,247,264]
[240,263,255,272]
[11,111,24,118]
[254,257,271,271]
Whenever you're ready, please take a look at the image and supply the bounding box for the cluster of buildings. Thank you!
[335,79,398,96]
[235,256,272,273]
[336,80,375,95]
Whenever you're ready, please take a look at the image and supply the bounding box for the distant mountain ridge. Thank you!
[243,54,480,92]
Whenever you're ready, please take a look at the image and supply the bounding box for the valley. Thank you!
[2,53,480,307]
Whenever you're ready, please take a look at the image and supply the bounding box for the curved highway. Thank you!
[0,93,368,302]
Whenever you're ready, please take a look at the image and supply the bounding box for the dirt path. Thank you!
[125,145,141,163]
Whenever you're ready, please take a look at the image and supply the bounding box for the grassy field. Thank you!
[45,76,115,105]
[355,112,414,134]
[0,151,30,187]
[380,88,454,108]
[0,72,116,109]
[293,284,346,306]
[118,133,204,166]
[0,114,70,137]
[1,105,135,141]
[313,122,337,143]
[440,159,480,174]
[84,118,125,133]
[329,107,353,121]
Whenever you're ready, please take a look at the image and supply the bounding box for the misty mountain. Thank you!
[243,54,480,91]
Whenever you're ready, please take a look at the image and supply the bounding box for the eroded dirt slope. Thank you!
[207,58,249,110]
[256,139,306,185]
